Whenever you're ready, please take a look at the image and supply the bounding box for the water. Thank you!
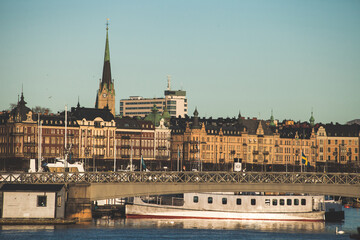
[1,208,359,240]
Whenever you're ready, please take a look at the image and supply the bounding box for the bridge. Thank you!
[1,171,360,198]
[1,171,359,221]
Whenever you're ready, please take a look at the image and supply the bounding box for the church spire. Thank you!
[101,18,112,89]
[96,18,116,116]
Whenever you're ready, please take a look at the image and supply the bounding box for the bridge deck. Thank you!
[1,171,359,198]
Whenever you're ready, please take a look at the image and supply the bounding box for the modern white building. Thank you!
[120,77,188,118]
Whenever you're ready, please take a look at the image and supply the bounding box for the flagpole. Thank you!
[177,145,179,172]
[130,141,133,171]
[114,138,116,172]
[140,155,142,172]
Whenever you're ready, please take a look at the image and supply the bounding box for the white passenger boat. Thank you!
[42,158,85,173]
[126,192,325,221]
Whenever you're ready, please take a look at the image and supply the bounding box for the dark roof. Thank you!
[170,116,274,136]
[279,126,312,139]
[0,113,9,125]
[323,123,360,137]
[10,92,33,122]
[70,106,114,121]
[115,117,141,129]
[0,184,65,192]
[40,114,79,127]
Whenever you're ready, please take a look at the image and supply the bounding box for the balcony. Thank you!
[24,142,36,146]
[10,132,24,136]
[157,146,167,150]
[121,155,130,158]
[94,135,106,139]
[94,144,105,148]
[252,150,259,155]
[190,149,199,153]
[121,145,131,149]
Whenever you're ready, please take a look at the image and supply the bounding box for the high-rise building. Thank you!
[120,76,187,118]
[95,20,115,116]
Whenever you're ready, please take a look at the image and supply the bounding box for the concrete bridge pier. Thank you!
[66,183,92,222]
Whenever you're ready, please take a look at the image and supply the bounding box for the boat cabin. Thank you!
[0,184,66,219]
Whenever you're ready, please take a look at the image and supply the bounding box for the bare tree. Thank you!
[32,106,51,114]
[8,103,17,111]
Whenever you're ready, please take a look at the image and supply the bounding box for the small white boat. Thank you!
[42,158,85,172]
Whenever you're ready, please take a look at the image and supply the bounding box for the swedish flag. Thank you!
[302,152,310,166]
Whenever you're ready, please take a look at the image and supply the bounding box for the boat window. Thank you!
[208,197,213,204]
[251,199,256,205]
[280,199,285,206]
[236,198,242,205]
[294,199,299,205]
[287,199,292,206]
[272,199,278,206]
[193,196,198,203]
[265,199,270,206]
[37,196,47,207]
[222,198,227,205]
[301,199,306,205]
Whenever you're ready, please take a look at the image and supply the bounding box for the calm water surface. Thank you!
[1,208,359,240]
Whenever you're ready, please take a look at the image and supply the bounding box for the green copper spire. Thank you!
[309,110,315,127]
[270,109,275,127]
[101,18,112,89]
[104,19,110,62]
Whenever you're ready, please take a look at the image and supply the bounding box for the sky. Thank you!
[0,0,359,124]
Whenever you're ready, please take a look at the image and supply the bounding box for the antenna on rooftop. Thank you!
[167,75,171,90]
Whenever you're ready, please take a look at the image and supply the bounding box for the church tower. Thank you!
[95,19,115,116]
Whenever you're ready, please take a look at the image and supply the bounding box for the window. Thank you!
[222,198,227,205]
[265,199,270,206]
[236,198,242,205]
[287,199,292,206]
[272,199,278,206]
[280,199,285,206]
[37,195,47,207]
[301,199,306,205]
[251,199,256,205]
[294,199,299,205]
[208,197,213,204]
[57,196,62,207]
[193,196,198,203]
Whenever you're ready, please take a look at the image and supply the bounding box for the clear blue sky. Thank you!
[0,0,359,124]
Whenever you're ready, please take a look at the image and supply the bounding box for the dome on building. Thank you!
[144,104,162,127]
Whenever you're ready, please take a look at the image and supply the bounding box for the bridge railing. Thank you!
[0,171,359,185]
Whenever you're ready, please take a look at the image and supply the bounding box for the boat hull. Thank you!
[126,203,325,222]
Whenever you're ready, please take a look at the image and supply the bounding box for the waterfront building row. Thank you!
[170,110,360,172]
[0,94,359,172]
[0,94,170,171]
